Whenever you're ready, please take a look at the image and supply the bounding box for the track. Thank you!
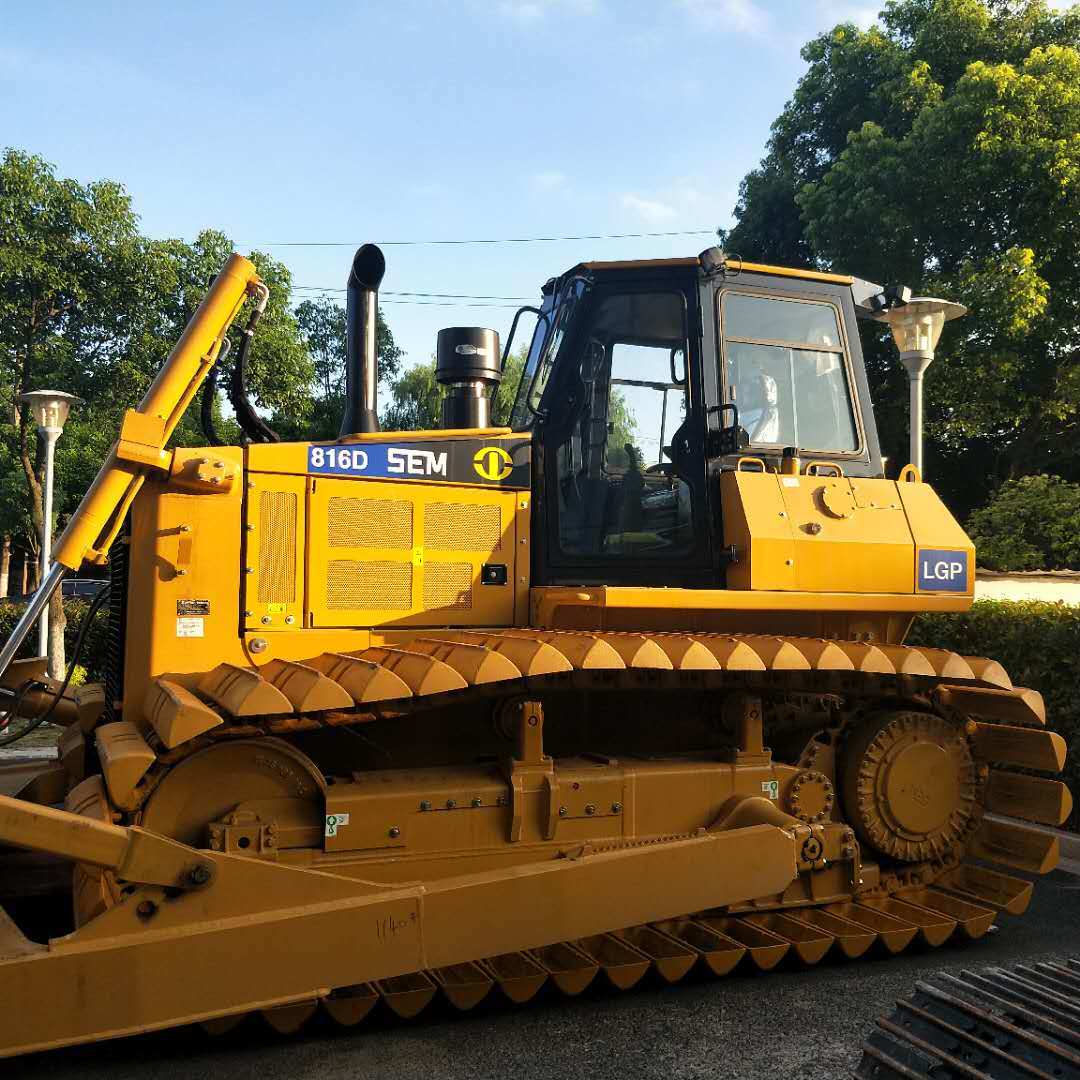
[857,957,1080,1078]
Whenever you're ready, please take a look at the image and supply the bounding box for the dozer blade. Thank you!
[698,916,790,970]
[375,973,438,1019]
[784,908,876,959]
[431,963,494,1011]
[936,862,1034,916]
[575,933,651,990]
[743,912,834,964]
[653,918,747,976]
[896,889,996,941]
[617,925,697,984]
[859,897,957,947]
[0,792,799,1057]
[824,903,918,955]
[480,951,548,1004]
[529,942,598,996]
[322,984,379,1026]
[262,1001,318,1035]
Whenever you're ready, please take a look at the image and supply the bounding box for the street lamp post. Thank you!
[17,391,82,658]
[872,298,966,476]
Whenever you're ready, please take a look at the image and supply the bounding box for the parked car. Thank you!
[61,579,109,599]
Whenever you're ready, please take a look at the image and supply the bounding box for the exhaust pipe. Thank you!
[340,244,386,437]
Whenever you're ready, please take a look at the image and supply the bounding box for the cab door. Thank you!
[534,276,714,586]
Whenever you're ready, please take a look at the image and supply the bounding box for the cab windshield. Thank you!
[510,278,587,430]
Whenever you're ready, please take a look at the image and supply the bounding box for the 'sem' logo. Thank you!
[473,446,513,481]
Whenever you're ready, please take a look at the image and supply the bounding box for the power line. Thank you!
[250,228,717,248]
[293,288,533,301]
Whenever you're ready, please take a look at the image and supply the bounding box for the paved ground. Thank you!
[23,867,1080,1080]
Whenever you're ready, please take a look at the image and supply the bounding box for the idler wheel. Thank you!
[840,710,976,863]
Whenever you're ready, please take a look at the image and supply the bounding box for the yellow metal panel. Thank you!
[779,477,913,594]
[243,473,306,632]
[121,447,249,725]
[896,479,975,599]
[720,471,796,591]
[306,478,515,628]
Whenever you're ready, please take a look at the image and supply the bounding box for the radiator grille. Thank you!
[328,497,412,549]
[424,502,501,551]
[327,560,412,610]
[258,491,297,604]
[424,562,473,610]
[104,533,129,721]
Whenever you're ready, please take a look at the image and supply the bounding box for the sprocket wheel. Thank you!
[840,710,977,863]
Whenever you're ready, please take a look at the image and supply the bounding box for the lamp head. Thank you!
[872,296,967,358]
[17,390,83,432]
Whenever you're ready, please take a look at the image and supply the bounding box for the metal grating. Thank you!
[424,562,473,610]
[327,560,413,610]
[257,491,297,604]
[329,497,413,549]
[424,502,501,552]
[855,956,1080,1078]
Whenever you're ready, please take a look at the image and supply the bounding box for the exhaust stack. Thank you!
[341,244,386,437]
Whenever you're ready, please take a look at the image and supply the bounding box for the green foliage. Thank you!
[966,474,1080,569]
[911,599,1079,830]
[274,296,404,440]
[726,1,1080,513]
[0,596,109,682]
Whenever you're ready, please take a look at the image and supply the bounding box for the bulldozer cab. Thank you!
[511,255,885,587]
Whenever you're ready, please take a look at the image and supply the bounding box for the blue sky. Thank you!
[2,0,885,369]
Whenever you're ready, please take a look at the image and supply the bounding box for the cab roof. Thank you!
[575,255,854,286]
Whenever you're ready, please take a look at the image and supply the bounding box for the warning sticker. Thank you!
[781,477,800,487]
[176,617,205,638]
[325,813,350,837]
[761,780,779,800]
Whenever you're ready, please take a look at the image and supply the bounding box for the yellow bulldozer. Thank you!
[0,245,1069,1058]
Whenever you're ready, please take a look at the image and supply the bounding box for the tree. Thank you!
[725,1,1080,513]
[277,296,403,440]
[967,474,1080,569]
[0,151,321,674]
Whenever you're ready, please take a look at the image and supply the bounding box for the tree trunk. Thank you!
[47,588,65,681]
[19,553,28,596]
[0,536,10,599]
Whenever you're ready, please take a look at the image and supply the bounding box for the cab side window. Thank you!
[555,291,695,559]
[721,293,859,453]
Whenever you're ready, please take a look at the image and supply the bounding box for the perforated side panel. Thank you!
[328,560,413,610]
[424,502,501,551]
[424,562,473,610]
[258,491,297,604]
[329,497,413,549]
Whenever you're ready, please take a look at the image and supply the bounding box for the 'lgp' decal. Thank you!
[917,549,969,592]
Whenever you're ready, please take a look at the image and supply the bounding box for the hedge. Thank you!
[911,600,1079,833]
[0,598,110,684]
